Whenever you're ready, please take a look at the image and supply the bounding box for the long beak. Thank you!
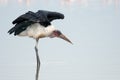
[59,34,73,44]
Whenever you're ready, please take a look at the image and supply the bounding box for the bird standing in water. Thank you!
[8,10,72,80]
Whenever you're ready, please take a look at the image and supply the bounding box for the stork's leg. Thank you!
[35,39,40,80]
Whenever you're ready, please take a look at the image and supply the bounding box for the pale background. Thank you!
[0,0,120,80]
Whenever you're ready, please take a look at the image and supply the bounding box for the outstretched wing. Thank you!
[12,11,39,24]
[8,21,34,35]
[36,10,64,22]
[9,11,37,35]
[12,10,64,24]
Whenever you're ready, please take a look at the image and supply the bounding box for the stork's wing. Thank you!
[13,10,64,24]
[47,11,64,21]
[8,21,34,35]
[12,11,40,24]
[36,10,64,22]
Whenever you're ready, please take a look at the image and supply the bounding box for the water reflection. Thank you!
[0,0,120,10]
[61,0,120,7]
[0,0,7,4]
[0,0,31,6]
[18,0,30,6]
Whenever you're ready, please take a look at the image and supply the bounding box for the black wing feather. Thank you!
[8,21,34,35]
[12,10,64,25]
[12,11,38,24]
[36,10,64,22]
[47,11,64,21]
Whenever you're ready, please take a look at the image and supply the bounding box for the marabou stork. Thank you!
[8,10,72,80]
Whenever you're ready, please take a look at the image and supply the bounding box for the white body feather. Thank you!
[18,23,56,39]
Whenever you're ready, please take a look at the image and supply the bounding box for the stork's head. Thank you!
[50,30,72,44]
